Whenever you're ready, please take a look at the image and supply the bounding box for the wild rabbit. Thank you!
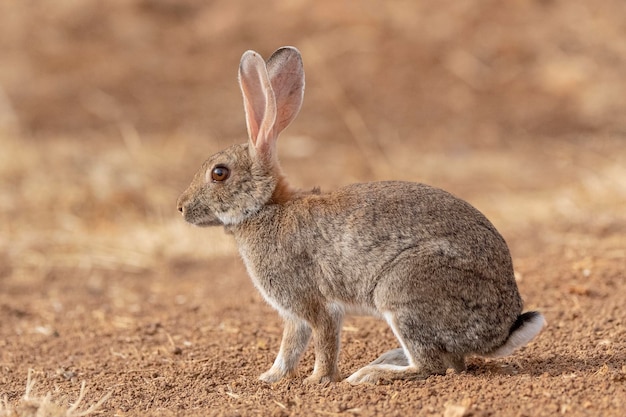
[177,46,545,384]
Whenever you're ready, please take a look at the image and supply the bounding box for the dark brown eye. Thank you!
[211,166,230,182]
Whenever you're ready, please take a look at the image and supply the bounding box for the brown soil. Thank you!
[1,1,625,416]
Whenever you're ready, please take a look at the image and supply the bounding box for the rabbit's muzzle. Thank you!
[177,192,222,227]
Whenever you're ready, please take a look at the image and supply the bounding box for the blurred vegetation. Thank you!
[0,0,624,276]
[1,0,625,143]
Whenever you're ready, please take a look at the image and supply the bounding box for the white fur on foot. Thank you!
[345,364,408,384]
[259,355,289,383]
[370,348,409,366]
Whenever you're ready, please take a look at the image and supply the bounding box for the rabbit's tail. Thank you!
[486,311,546,358]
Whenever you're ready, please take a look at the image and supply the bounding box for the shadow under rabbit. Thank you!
[466,353,626,378]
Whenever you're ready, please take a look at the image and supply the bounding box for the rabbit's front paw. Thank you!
[259,367,288,383]
[304,371,340,384]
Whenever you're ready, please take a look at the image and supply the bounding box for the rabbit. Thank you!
[176,46,546,384]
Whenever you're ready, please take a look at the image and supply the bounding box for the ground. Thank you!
[0,1,625,416]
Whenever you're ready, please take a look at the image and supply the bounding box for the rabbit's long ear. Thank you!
[238,47,304,165]
[266,47,304,136]
[239,50,277,162]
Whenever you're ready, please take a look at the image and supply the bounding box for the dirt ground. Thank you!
[1,1,625,416]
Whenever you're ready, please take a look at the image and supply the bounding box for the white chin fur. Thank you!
[216,205,263,226]
[487,313,547,358]
[216,211,245,226]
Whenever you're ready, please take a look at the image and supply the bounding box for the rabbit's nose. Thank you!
[176,195,186,214]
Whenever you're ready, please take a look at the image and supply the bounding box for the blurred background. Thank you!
[1,2,626,413]
[3,0,626,139]
[1,0,625,300]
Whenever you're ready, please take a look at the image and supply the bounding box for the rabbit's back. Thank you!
[305,181,515,283]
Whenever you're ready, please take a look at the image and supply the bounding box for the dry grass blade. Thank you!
[0,370,111,417]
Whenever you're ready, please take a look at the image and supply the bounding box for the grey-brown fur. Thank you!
[177,46,545,384]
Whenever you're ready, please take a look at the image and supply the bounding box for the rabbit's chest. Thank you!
[236,239,314,315]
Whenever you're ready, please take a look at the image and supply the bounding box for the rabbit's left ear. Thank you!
[266,47,304,136]
[238,47,304,165]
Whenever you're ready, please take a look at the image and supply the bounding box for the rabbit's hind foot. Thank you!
[369,348,409,366]
[345,364,434,384]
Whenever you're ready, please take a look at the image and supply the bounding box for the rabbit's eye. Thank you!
[211,166,230,182]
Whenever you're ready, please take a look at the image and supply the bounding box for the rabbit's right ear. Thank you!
[239,50,278,164]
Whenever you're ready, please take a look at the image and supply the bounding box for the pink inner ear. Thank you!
[243,101,261,145]
[239,51,277,156]
[266,48,304,138]
[239,47,303,165]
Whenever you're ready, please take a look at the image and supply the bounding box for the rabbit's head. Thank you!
[177,47,305,226]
